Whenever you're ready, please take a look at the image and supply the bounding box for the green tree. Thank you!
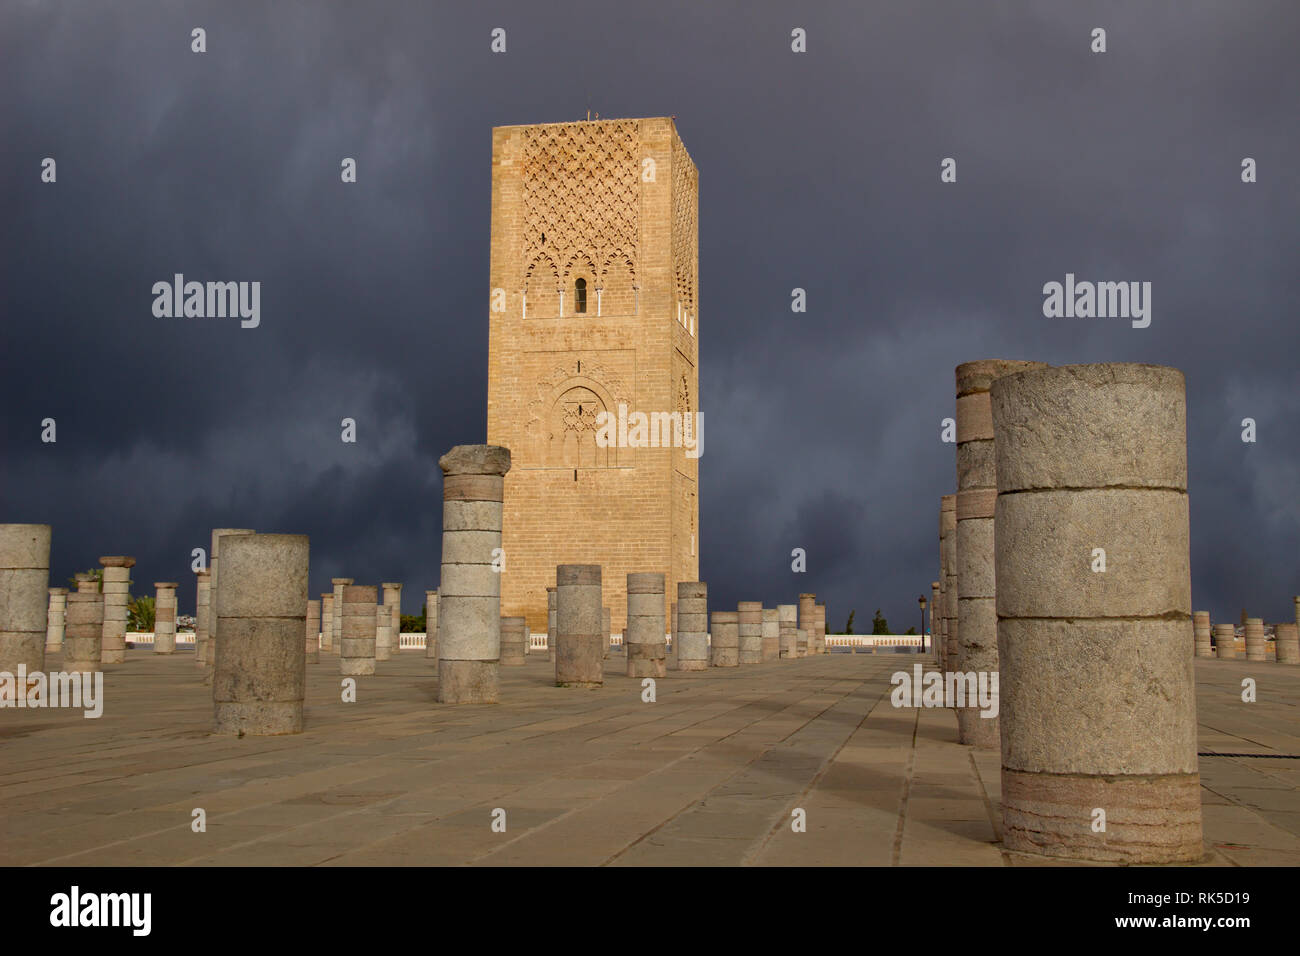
[843,609,856,635]
[871,609,890,635]
[128,595,155,631]
[904,625,916,635]
[400,613,425,633]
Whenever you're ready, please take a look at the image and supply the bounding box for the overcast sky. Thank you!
[2,1,1296,631]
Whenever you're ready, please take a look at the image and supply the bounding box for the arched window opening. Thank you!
[575,277,588,314]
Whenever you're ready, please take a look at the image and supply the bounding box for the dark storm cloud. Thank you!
[2,1,1296,630]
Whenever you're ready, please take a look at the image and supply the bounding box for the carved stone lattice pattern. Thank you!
[672,134,699,316]
[525,359,633,468]
[521,122,640,290]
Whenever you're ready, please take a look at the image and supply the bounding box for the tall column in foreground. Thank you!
[195,571,211,668]
[626,573,667,678]
[64,575,104,673]
[46,587,68,654]
[153,582,179,654]
[375,606,392,664]
[556,565,603,687]
[212,533,309,735]
[955,359,1046,747]
[602,606,611,660]
[0,525,51,690]
[939,496,956,672]
[675,583,709,671]
[208,529,254,679]
[992,363,1200,863]
[437,444,510,704]
[814,604,826,655]
[99,555,134,665]
[667,602,678,670]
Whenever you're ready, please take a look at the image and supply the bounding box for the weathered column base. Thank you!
[627,647,666,678]
[214,701,303,736]
[956,710,999,750]
[676,659,707,672]
[439,658,498,703]
[1002,769,1202,863]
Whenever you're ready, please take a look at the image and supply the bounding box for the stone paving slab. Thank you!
[1,649,1296,866]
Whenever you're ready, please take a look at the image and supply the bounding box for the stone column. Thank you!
[1193,611,1213,658]
[340,584,378,676]
[626,573,667,678]
[99,555,135,665]
[1,525,51,692]
[1214,623,1236,660]
[668,601,679,670]
[212,533,308,735]
[501,616,527,666]
[153,582,179,654]
[940,495,956,672]
[676,583,709,671]
[778,604,797,659]
[761,607,780,661]
[1295,596,1300,632]
[305,599,321,663]
[208,529,254,679]
[555,565,602,686]
[195,571,211,668]
[955,359,1046,745]
[814,604,827,655]
[992,363,1200,862]
[1274,623,1299,664]
[331,578,353,653]
[46,588,68,654]
[425,589,440,660]
[320,593,334,652]
[1243,617,1267,661]
[375,605,391,664]
[64,575,104,673]
[602,606,611,659]
[738,602,763,664]
[437,444,510,704]
[797,593,815,658]
[710,611,739,666]
[930,582,940,657]
[381,583,402,659]
[545,586,557,663]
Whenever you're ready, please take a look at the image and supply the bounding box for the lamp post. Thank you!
[918,595,927,654]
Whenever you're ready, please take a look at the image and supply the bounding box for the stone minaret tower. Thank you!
[487,117,700,636]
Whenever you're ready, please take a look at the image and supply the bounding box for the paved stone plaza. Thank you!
[2,650,1296,866]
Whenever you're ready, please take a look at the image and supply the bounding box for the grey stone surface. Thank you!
[675,582,708,671]
[305,599,321,663]
[737,601,763,664]
[98,555,135,666]
[340,585,378,676]
[212,533,309,735]
[45,587,68,653]
[556,565,602,686]
[438,445,509,704]
[992,362,1200,863]
[1244,618,1267,662]
[709,611,739,667]
[500,615,527,666]
[626,573,666,678]
[153,582,179,654]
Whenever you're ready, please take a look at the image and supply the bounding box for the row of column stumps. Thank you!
[954,359,1047,748]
